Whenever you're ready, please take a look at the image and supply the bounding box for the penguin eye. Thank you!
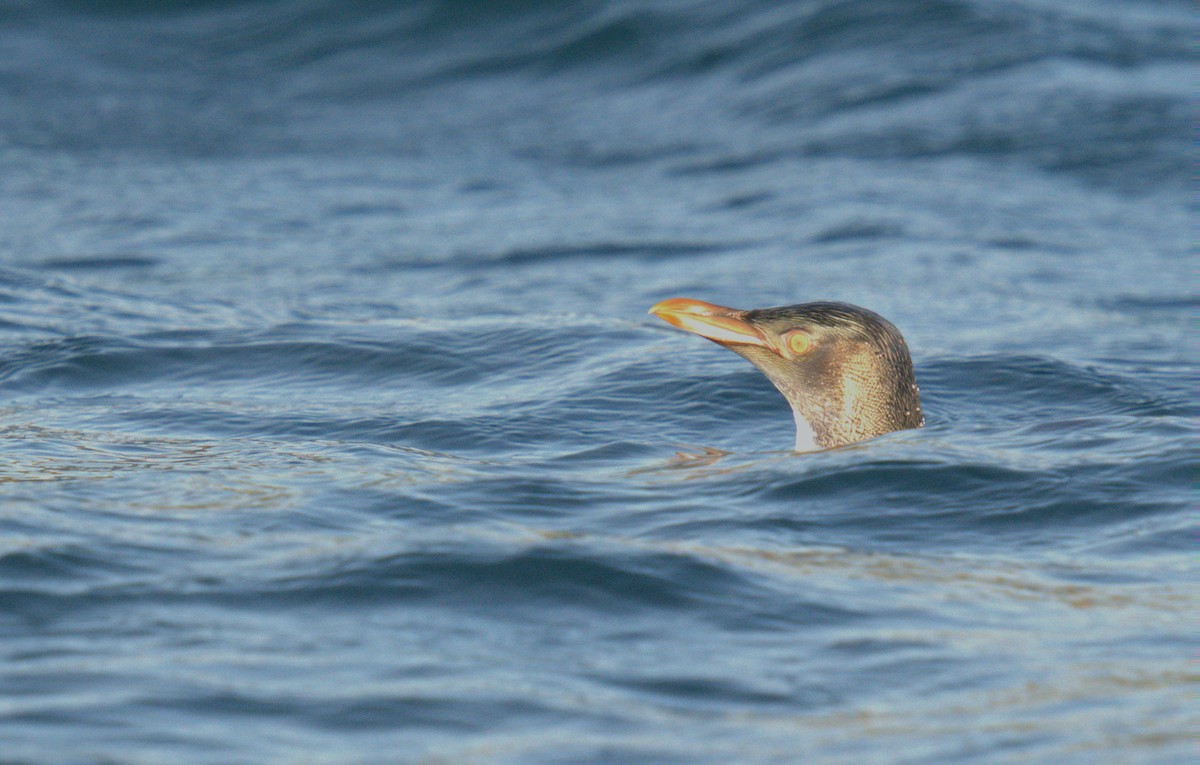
[784,330,813,357]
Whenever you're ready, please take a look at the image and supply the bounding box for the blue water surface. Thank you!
[0,1,1194,763]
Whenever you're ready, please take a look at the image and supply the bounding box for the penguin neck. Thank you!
[790,406,819,452]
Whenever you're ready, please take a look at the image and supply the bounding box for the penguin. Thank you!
[649,298,923,451]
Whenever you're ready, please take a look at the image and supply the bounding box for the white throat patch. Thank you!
[791,406,819,452]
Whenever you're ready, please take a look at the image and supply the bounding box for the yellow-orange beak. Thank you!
[648,298,772,350]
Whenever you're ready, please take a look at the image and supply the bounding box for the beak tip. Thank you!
[648,297,707,317]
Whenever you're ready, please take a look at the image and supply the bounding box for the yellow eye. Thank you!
[785,331,813,357]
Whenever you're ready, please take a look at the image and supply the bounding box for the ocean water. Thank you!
[0,0,1194,763]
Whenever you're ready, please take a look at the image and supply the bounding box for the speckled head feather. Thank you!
[649,299,923,450]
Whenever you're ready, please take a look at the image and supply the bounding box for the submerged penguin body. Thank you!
[649,298,923,451]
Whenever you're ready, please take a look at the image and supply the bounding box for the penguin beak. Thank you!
[648,298,774,351]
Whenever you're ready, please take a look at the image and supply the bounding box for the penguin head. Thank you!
[649,298,923,450]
